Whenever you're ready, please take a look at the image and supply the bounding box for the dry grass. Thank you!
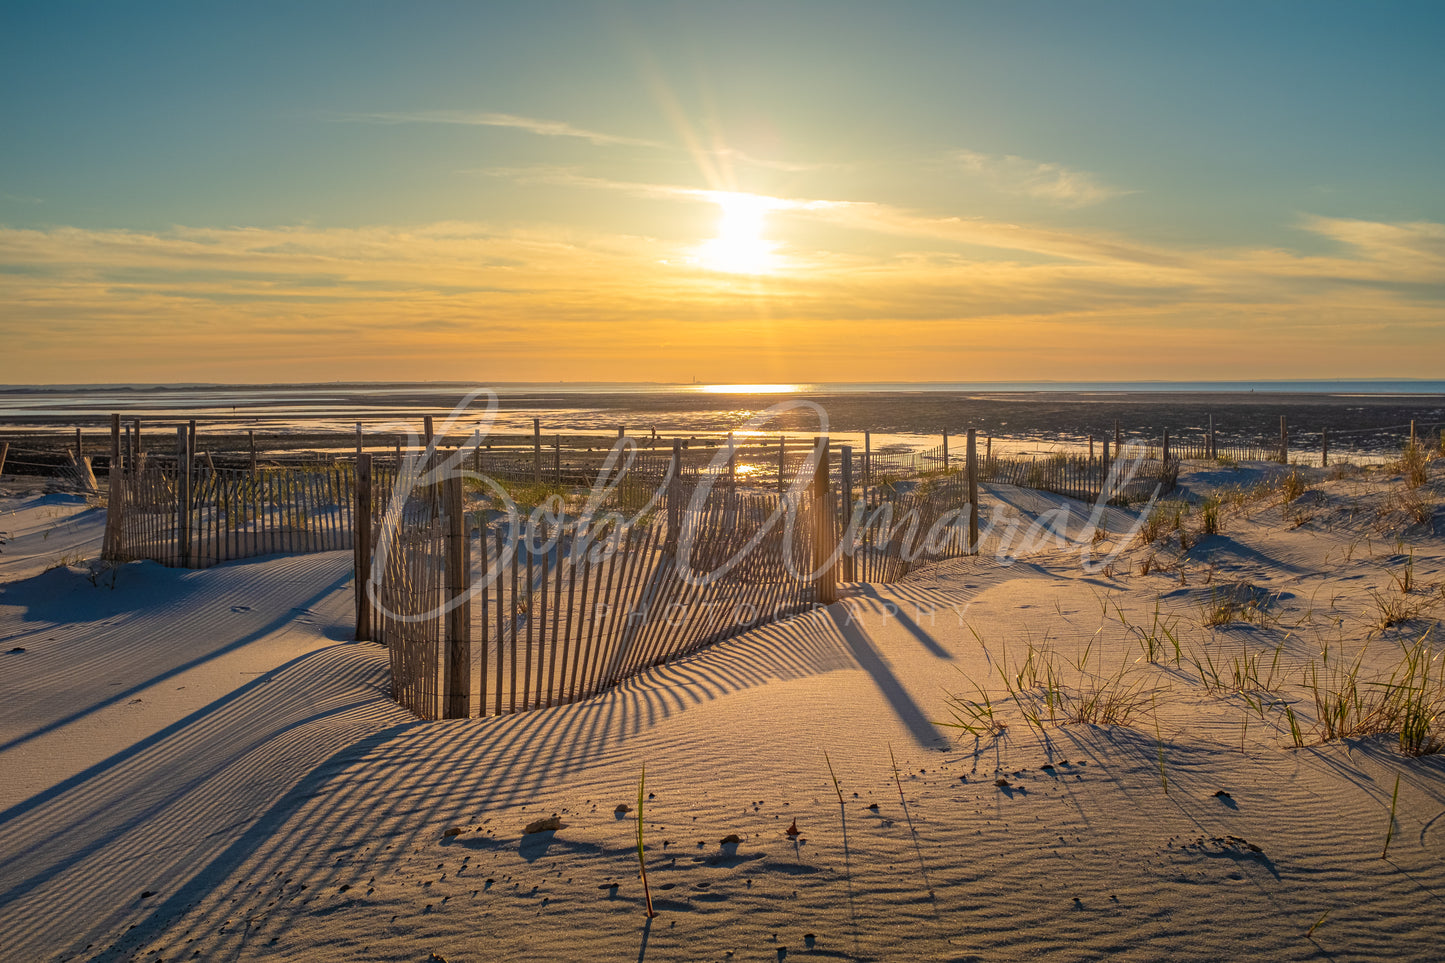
[1138,501,1184,543]
[1369,589,1436,634]
[1305,636,1445,756]
[1200,583,1274,628]
[1199,495,1223,536]
[1278,470,1308,502]
[943,631,1153,738]
[1389,489,1434,528]
[1396,443,1429,490]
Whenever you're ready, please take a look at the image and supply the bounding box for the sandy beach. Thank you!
[2,450,1442,962]
[8,2,1445,957]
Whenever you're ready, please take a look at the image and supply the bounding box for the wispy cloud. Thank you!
[334,110,664,148]
[337,109,836,176]
[2,211,1442,381]
[707,146,836,173]
[477,167,1163,266]
[953,149,1127,207]
[1302,216,1445,270]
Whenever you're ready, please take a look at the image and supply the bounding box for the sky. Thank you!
[2,1,1443,384]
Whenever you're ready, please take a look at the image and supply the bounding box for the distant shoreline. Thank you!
[1,383,1440,456]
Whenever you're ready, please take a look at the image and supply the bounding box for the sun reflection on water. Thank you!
[693,383,803,394]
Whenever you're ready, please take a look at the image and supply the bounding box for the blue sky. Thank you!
[3,1,1443,382]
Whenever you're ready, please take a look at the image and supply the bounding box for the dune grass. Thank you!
[1304,634,1445,756]
[637,765,656,918]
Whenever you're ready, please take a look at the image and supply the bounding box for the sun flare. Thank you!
[694,191,784,274]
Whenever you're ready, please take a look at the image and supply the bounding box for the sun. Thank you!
[694,191,784,274]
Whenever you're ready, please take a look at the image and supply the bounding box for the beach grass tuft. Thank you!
[636,765,655,918]
[1303,634,1445,755]
[1382,774,1400,858]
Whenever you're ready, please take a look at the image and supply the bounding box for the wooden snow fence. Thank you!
[977,450,1177,505]
[103,459,376,568]
[849,470,974,583]
[364,435,1186,721]
[368,463,837,721]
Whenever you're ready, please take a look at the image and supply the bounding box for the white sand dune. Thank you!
[1,463,1443,961]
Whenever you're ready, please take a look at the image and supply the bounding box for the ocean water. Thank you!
[1,382,1442,460]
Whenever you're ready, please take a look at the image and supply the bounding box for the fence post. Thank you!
[1279,415,1288,464]
[176,426,191,567]
[102,453,124,560]
[554,435,561,484]
[1321,429,1329,467]
[1100,437,1110,501]
[840,445,855,581]
[667,439,683,543]
[966,429,979,554]
[727,431,737,490]
[812,439,837,605]
[777,434,786,492]
[1162,427,1170,463]
[0,441,7,476]
[103,416,123,560]
[1410,420,1417,449]
[442,473,471,718]
[942,429,949,471]
[1114,420,1121,456]
[533,417,542,483]
[863,431,871,508]
[1208,414,1216,459]
[354,454,373,641]
[424,415,435,449]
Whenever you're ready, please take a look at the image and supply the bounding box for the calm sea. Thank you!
[2,382,1442,459]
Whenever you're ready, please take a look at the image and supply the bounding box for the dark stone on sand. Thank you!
[524,815,565,834]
